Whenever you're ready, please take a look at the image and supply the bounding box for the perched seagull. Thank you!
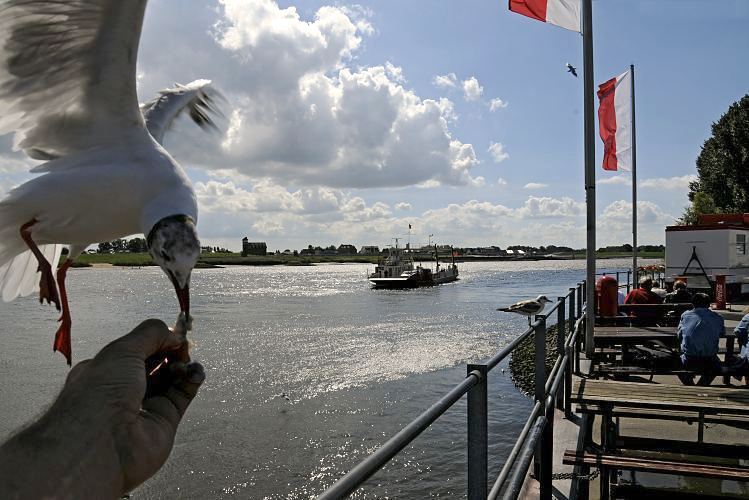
[566,63,578,77]
[497,295,553,324]
[0,0,221,365]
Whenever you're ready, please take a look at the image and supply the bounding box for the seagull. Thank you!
[0,1,222,365]
[566,63,578,77]
[497,295,553,324]
[276,392,292,403]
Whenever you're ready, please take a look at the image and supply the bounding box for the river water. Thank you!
[0,258,653,498]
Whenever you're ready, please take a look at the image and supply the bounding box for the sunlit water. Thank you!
[0,258,654,498]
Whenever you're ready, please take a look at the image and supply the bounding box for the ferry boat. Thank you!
[368,242,458,288]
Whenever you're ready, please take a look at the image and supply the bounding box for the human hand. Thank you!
[0,319,205,500]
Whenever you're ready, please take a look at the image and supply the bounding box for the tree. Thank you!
[679,192,718,225]
[126,237,147,253]
[98,241,112,254]
[684,94,749,222]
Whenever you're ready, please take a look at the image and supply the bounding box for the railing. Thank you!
[318,281,588,499]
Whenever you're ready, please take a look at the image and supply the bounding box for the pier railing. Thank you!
[318,281,588,499]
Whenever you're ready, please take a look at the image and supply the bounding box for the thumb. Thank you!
[99,319,186,361]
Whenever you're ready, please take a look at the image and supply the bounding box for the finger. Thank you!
[141,362,205,429]
[99,319,185,360]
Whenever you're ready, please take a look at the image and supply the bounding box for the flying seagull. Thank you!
[497,295,553,324]
[566,63,578,77]
[0,0,221,365]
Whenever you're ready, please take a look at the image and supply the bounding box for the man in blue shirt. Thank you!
[728,310,749,384]
[677,293,724,386]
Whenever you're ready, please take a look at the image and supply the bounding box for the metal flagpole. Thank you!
[630,64,638,287]
[583,0,596,356]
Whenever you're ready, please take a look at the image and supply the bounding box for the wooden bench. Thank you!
[563,449,749,486]
[575,404,749,427]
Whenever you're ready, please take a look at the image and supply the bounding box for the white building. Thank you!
[665,214,749,299]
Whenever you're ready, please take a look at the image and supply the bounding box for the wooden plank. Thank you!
[575,404,749,424]
[615,436,749,459]
[562,450,749,481]
[572,379,749,416]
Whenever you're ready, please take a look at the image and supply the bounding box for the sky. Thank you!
[0,0,747,252]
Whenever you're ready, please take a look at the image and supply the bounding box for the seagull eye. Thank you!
[160,250,172,262]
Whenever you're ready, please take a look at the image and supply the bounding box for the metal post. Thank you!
[565,344,573,418]
[631,64,638,288]
[540,401,554,500]
[556,296,566,410]
[627,269,632,293]
[467,364,488,500]
[569,287,576,322]
[577,283,583,319]
[583,0,596,359]
[533,316,547,480]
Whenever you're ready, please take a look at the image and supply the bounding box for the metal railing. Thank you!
[318,281,588,499]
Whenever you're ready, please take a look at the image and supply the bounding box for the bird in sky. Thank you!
[566,63,578,77]
[497,295,553,324]
[0,0,221,365]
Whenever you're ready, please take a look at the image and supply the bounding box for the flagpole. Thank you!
[630,64,638,286]
[583,0,596,357]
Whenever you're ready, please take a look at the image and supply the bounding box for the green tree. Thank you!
[679,192,718,225]
[684,94,749,221]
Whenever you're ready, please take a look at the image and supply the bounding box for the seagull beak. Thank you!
[168,271,190,317]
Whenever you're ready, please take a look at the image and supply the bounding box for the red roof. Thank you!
[666,213,749,232]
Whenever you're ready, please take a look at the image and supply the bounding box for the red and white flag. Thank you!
[597,69,632,171]
[509,0,581,32]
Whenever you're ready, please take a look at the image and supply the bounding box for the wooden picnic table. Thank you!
[594,325,737,383]
[571,378,749,499]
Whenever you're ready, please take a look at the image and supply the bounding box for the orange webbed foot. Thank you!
[38,261,61,311]
[53,313,72,366]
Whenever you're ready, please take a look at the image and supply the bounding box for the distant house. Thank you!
[359,245,380,255]
[200,246,213,254]
[242,237,267,257]
[337,244,357,255]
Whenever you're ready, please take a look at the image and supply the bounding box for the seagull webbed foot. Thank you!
[37,261,60,311]
[53,311,72,366]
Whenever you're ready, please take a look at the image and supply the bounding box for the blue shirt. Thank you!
[734,313,749,360]
[678,308,724,358]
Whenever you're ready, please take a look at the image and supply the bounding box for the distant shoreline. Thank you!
[70,251,664,268]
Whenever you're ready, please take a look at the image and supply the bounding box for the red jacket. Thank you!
[624,288,663,305]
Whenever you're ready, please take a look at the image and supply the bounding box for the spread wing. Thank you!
[141,80,222,145]
[0,0,148,160]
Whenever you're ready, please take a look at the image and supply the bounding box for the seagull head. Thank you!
[147,215,200,318]
[536,295,552,304]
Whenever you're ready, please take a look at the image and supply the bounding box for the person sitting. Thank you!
[665,280,692,303]
[676,293,724,386]
[727,309,749,384]
[624,277,663,323]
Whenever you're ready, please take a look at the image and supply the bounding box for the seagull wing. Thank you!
[141,80,222,145]
[0,0,148,160]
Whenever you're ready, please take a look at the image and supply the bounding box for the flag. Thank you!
[509,0,581,32]
[597,69,632,171]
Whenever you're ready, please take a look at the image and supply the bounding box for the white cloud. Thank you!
[497,177,507,186]
[135,1,481,189]
[524,182,548,190]
[462,76,483,101]
[598,174,631,186]
[600,200,675,225]
[489,98,507,111]
[488,142,509,163]
[433,72,458,88]
[515,196,585,218]
[395,202,412,211]
[639,174,697,190]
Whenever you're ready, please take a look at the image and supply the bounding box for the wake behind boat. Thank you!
[368,241,458,289]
